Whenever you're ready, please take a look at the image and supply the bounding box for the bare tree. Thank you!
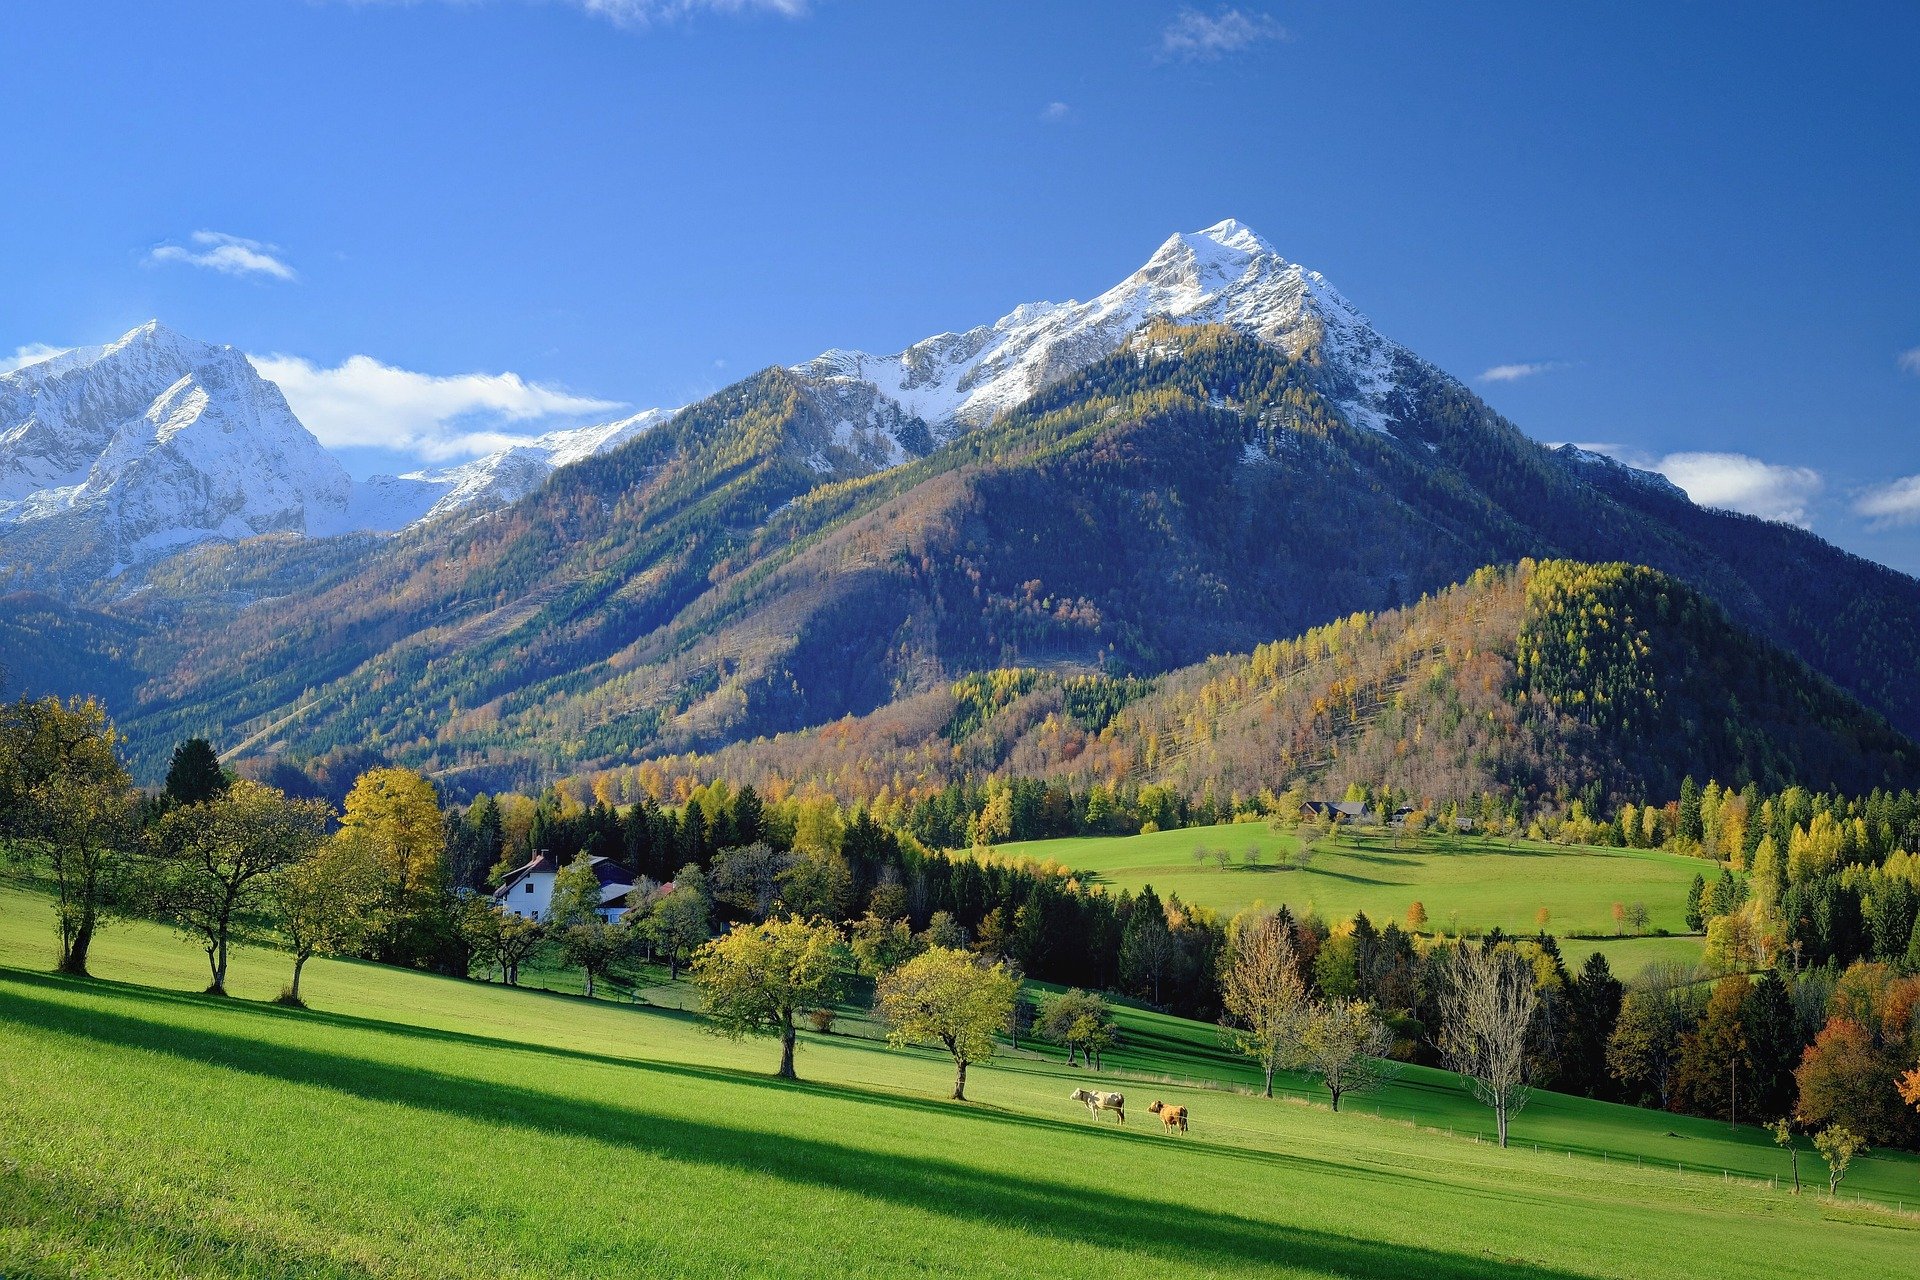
[1220,913,1313,1096]
[1438,943,1538,1147]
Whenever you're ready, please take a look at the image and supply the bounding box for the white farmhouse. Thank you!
[491,853,637,922]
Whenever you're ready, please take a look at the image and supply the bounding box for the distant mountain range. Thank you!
[0,323,678,590]
[0,221,1471,593]
[4,222,1918,802]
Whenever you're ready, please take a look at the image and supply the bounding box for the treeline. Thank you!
[1547,777,1920,976]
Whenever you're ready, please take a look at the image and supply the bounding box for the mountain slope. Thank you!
[628,559,1920,810]
[122,368,893,779]
[112,317,1920,790]
[0,323,355,588]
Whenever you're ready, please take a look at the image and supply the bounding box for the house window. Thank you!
[525,881,534,893]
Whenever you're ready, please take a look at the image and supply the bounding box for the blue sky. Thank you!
[4,1,1918,568]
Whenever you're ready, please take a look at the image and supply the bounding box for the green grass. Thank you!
[2,885,1916,1280]
[997,824,1710,966]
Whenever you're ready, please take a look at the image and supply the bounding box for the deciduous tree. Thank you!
[1037,988,1117,1069]
[1812,1124,1864,1196]
[152,780,331,995]
[690,916,849,1079]
[1220,912,1312,1097]
[261,836,379,1006]
[1439,943,1537,1147]
[876,946,1019,1100]
[1301,998,1393,1111]
[645,865,711,980]
[338,767,447,963]
[0,696,136,975]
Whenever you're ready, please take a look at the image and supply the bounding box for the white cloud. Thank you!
[577,0,807,21]
[0,343,68,375]
[337,0,808,28]
[1648,451,1823,528]
[150,231,297,282]
[249,352,624,461]
[1159,7,1287,61]
[1039,101,1072,123]
[1478,361,1568,383]
[1899,346,1920,376]
[1854,475,1920,528]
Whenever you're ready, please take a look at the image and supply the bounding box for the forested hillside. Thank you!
[611,560,1920,814]
[93,322,1920,789]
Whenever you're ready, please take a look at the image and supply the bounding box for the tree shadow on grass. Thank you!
[0,971,1607,1280]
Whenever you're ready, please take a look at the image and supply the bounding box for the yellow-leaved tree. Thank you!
[337,767,446,962]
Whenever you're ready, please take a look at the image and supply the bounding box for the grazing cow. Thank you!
[1069,1087,1125,1123]
[1147,1100,1189,1134]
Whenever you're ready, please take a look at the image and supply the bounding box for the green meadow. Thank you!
[3,885,1918,1279]
[996,824,1709,973]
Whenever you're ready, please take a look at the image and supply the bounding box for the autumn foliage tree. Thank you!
[0,696,137,975]
[1221,912,1313,1097]
[337,768,447,964]
[691,916,849,1079]
[876,946,1019,1100]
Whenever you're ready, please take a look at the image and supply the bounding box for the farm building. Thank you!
[490,853,637,922]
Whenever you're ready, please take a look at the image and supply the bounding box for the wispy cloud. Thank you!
[150,231,298,282]
[334,0,809,29]
[249,352,624,461]
[1854,475,1920,528]
[1039,101,1072,124]
[1478,361,1568,384]
[581,0,807,22]
[1159,6,1287,61]
[1899,346,1920,376]
[0,343,69,375]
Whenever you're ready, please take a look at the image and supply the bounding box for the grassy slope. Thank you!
[995,825,1708,969]
[2,887,1916,1280]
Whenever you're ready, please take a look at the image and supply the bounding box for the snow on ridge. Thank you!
[348,406,679,530]
[791,218,1422,443]
[0,322,357,573]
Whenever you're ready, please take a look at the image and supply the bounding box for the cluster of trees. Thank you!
[9,696,1915,1168]
[0,700,471,1003]
[1548,779,1920,977]
[1609,960,1920,1154]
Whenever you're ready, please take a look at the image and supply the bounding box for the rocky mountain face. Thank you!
[0,323,678,592]
[0,322,356,588]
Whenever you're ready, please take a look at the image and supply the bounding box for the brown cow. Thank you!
[1147,1100,1188,1134]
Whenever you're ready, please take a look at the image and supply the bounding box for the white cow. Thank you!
[1069,1088,1125,1123]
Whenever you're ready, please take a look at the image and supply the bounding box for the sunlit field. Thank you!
[2,885,1915,1280]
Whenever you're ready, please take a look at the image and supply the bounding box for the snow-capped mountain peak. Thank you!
[792,219,1420,445]
[353,407,676,530]
[0,322,356,583]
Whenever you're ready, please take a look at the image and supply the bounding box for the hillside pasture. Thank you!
[997,824,1709,952]
[2,887,1916,1280]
